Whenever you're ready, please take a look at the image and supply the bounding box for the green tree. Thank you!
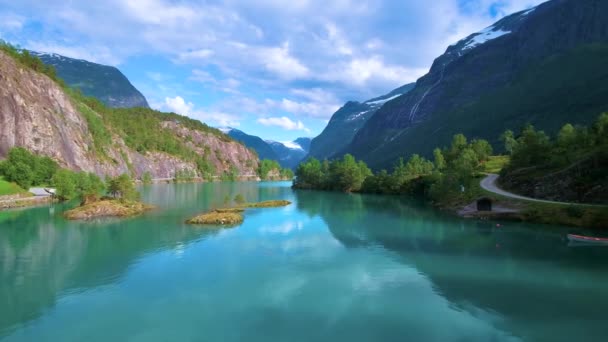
[52,169,78,200]
[3,161,34,189]
[142,171,153,185]
[433,148,446,171]
[470,139,493,162]
[500,130,518,155]
[107,174,138,202]
[557,123,576,147]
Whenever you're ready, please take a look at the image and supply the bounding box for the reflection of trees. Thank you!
[1,183,252,336]
[295,190,608,342]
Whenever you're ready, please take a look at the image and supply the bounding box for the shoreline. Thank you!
[0,195,54,211]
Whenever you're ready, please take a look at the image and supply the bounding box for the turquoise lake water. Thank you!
[1,181,608,341]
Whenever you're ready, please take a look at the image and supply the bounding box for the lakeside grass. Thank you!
[482,155,510,174]
[0,177,27,196]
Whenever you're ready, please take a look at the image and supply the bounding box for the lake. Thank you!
[1,181,608,342]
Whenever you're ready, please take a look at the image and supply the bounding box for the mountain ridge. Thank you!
[307,83,415,161]
[341,0,608,169]
[32,51,150,109]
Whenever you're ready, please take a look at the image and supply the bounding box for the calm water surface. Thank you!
[1,181,608,342]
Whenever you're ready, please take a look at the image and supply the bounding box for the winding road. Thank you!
[480,174,604,207]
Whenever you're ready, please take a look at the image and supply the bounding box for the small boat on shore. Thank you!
[567,234,608,245]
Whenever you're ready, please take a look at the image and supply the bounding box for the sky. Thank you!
[0,0,546,143]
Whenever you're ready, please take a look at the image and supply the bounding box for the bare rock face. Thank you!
[0,51,259,179]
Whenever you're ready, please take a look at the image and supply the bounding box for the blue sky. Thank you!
[0,0,545,142]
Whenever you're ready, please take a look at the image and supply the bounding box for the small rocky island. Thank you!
[62,173,154,220]
[64,199,154,220]
[186,199,291,227]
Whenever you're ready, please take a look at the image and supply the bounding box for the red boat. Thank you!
[567,234,608,245]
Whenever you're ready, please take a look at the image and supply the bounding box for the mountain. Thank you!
[223,127,310,169]
[0,49,258,179]
[342,0,608,170]
[267,138,311,170]
[223,128,279,161]
[308,83,414,160]
[31,52,150,108]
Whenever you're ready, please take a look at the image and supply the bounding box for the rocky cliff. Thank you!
[0,51,258,179]
[343,0,608,169]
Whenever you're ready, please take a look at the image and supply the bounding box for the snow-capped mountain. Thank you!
[341,0,608,169]
[307,83,414,160]
[223,127,310,169]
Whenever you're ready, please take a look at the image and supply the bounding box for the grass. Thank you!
[0,177,27,196]
[64,199,154,220]
[186,210,243,226]
[239,200,292,208]
[186,199,291,227]
[482,155,510,174]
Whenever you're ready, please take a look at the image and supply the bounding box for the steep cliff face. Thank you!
[0,51,258,179]
[344,0,608,169]
[32,52,150,108]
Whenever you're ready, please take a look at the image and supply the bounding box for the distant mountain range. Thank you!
[308,83,414,160]
[336,0,608,169]
[221,128,310,169]
[32,52,149,109]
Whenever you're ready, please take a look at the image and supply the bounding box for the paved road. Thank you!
[480,174,604,207]
[29,187,55,196]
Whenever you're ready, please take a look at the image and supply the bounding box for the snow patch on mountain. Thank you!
[365,94,401,106]
[520,7,536,16]
[462,26,511,51]
[348,109,373,121]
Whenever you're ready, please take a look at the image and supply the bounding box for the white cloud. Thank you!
[324,55,428,87]
[175,49,214,63]
[257,116,309,132]
[256,42,309,80]
[0,13,25,31]
[164,96,241,127]
[164,96,194,115]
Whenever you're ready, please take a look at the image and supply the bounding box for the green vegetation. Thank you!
[174,168,197,183]
[239,200,292,208]
[295,135,491,202]
[142,171,153,185]
[1,45,232,180]
[0,42,64,85]
[482,155,510,174]
[0,177,27,196]
[0,147,58,189]
[185,210,244,226]
[257,159,294,180]
[358,44,608,170]
[221,165,239,182]
[186,199,291,226]
[64,199,154,220]
[294,154,372,192]
[234,194,246,205]
[107,174,139,202]
[52,170,105,203]
[499,113,608,204]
